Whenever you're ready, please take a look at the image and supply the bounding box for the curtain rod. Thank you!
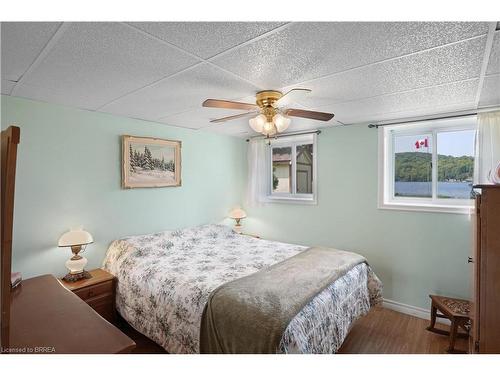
[367,107,500,129]
[245,129,321,142]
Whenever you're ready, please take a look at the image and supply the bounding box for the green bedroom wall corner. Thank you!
[1,95,247,279]
[242,124,473,311]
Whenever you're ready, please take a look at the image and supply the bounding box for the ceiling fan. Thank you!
[202,89,334,137]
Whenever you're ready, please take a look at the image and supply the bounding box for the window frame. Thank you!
[378,116,477,214]
[266,133,317,204]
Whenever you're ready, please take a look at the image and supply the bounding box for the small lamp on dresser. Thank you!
[58,227,93,282]
[228,208,247,233]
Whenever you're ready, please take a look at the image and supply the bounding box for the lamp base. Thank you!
[62,270,92,283]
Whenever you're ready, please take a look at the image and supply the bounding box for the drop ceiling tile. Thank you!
[159,106,255,129]
[13,81,104,109]
[212,22,489,88]
[345,102,478,126]
[479,74,500,107]
[128,22,284,59]
[202,119,254,137]
[486,31,500,75]
[290,37,486,108]
[100,63,258,120]
[1,22,61,82]
[317,79,479,124]
[1,79,16,95]
[285,37,486,107]
[17,22,199,110]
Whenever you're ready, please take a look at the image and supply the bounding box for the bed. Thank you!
[103,224,382,353]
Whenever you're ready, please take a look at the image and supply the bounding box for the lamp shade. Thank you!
[228,208,247,220]
[58,229,94,247]
[273,113,291,132]
[249,114,266,133]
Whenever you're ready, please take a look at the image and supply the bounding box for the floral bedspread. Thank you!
[103,224,382,353]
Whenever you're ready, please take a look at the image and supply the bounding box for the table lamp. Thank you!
[229,208,247,232]
[58,227,93,282]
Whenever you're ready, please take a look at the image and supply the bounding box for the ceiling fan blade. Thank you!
[203,99,258,111]
[286,108,335,121]
[275,88,312,107]
[209,111,258,123]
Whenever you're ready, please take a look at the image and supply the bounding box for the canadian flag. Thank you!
[415,138,429,149]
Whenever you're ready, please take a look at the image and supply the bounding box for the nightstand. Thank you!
[59,268,116,324]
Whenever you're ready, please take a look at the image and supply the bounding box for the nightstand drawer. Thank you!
[87,293,114,322]
[74,280,113,301]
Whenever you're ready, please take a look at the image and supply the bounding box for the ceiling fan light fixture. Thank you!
[205,89,334,135]
[249,114,266,133]
[273,113,291,133]
[262,121,276,136]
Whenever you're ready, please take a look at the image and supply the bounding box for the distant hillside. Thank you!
[395,152,474,182]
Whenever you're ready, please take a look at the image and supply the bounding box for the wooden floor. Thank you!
[338,307,468,354]
[117,307,468,354]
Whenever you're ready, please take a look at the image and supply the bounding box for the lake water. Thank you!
[395,181,473,199]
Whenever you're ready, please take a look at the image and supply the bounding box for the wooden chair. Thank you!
[426,294,471,353]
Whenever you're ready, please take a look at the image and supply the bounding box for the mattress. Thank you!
[103,224,382,353]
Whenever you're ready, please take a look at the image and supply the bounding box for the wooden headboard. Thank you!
[1,126,20,350]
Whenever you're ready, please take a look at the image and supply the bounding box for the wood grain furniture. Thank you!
[1,126,20,351]
[9,275,135,353]
[426,295,470,353]
[1,125,135,354]
[471,185,500,354]
[60,268,116,323]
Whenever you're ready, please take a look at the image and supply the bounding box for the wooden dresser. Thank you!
[471,185,500,354]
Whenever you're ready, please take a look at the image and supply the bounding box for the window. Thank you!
[267,134,317,203]
[379,116,477,214]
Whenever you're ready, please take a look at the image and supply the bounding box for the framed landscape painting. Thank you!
[122,135,181,188]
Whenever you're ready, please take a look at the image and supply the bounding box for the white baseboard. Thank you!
[383,298,450,326]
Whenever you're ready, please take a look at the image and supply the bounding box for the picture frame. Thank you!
[122,135,182,188]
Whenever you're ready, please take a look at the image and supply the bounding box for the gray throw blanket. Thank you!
[199,247,367,354]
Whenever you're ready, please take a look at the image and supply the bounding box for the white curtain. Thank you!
[474,111,500,184]
[246,139,268,207]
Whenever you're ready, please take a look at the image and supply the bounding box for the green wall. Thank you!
[244,125,472,310]
[1,96,246,278]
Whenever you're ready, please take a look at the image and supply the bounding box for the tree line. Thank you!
[395,152,473,182]
[129,144,174,172]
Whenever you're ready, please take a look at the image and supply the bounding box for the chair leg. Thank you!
[427,303,437,331]
[447,320,458,353]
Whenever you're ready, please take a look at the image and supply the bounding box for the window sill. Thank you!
[378,201,473,215]
[263,196,317,205]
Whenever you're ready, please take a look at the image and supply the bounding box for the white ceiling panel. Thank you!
[1,79,16,95]
[2,22,495,135]
[128,22,284,59]
[479,74,500,107]
[160,106,257,129]
[16,22,199,110]
[100,63,258,120]
[317,79,479,124]
[212,22,489,88]
[486,31,500,75]
[1,22,61,82]
[202,120,254,137]
[291,37,486,108]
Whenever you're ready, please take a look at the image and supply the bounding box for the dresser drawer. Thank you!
[74,280,114,301]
